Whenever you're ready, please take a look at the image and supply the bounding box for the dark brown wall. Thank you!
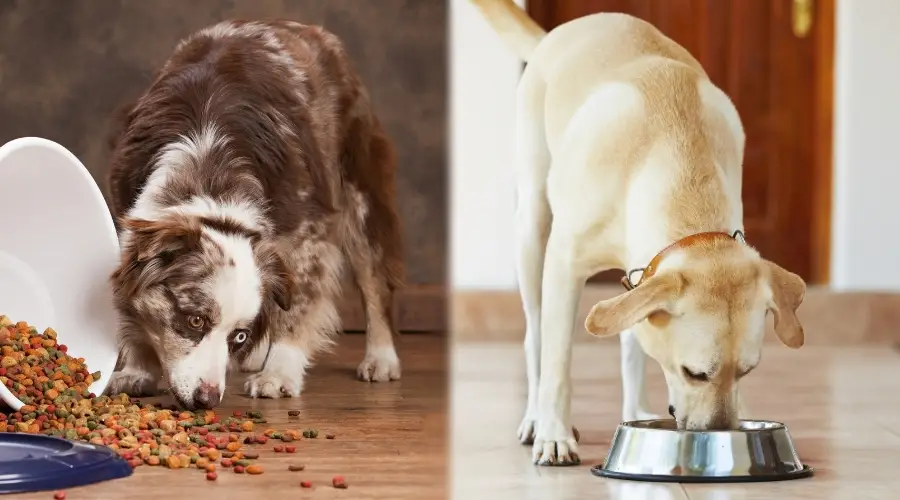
[0,0,446,287]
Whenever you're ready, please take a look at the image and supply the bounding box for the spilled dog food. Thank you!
[0,316,348,491]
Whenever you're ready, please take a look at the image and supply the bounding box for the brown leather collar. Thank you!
[621,230,745,290]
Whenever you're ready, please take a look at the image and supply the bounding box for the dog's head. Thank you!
[584,240,805,430]
[111,212,294,409]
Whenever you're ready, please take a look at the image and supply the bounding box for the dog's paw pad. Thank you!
[244,371,303,399]
[357,347,401,382]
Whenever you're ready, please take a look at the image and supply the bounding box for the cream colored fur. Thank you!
[471,0,807,466]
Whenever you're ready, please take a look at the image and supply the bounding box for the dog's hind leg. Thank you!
[620,328,660,422]
[345,209,403,382]
[514,68,553,445]
[340,109,404,382]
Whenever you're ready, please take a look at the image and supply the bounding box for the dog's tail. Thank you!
[469,0,546,62]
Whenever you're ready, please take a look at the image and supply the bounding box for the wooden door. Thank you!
[529,0,834,284]
[0,0,447,332]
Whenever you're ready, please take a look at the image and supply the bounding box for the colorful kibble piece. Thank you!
[288,464,306,472]
[332,475,348,489]
[301,481,312,488]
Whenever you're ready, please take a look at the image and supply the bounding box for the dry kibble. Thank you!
[0,316,353,485]
[53,492,66,500]
[332,476,348,489]
[326,433,336,440]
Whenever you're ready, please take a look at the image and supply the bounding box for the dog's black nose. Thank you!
[192,382,222,409]
[668,405,676,418]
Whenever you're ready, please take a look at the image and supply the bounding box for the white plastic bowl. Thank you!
[0,137,120,411]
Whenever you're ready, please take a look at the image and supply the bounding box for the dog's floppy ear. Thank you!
[254,241,296,312]
[763,260,806,349]
[584,273,684,337]
[120,213,203,262]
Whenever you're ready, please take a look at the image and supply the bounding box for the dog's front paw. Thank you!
[518,414,580,445]
[244,369,304,399]
[104,370,158,397]
[357,346,401,382]
[532,418,580,466]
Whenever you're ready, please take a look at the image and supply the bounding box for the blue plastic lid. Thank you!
[0,433,133,494]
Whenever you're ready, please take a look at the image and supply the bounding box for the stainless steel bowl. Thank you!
[592,419,813,483]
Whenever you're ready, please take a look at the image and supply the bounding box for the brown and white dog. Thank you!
[471,0,806,466]
[104,20,403,410]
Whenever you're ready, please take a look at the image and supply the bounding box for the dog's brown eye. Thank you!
[682,366,709,382]
[187,315,205,330]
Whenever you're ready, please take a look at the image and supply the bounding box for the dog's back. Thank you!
[492,10,747,264]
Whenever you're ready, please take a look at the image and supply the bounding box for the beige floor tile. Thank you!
[452,342,900,500]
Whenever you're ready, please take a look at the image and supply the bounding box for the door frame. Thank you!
[526,0,835,285]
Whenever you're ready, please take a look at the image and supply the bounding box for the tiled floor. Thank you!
[451,340,900,500]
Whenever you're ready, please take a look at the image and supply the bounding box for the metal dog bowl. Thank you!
[592,419,813,483]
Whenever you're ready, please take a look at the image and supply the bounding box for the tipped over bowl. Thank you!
[0,137,120,410]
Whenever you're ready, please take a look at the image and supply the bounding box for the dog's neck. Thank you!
[622,231,743,290]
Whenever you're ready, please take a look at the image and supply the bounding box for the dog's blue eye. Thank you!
[232,330,248,344]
